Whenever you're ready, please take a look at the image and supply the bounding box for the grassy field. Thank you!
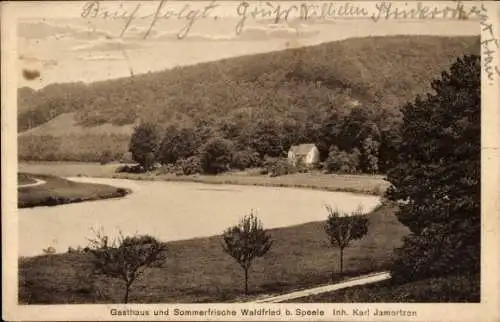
[19,162,121,178]
[18,173,130,208]
[19,112,135,137]
[19,162,390,196]
[18,173,36,185]
[19,202,409,304]
[287,273,480,303]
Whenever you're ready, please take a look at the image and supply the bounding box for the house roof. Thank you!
[289,143,317,155]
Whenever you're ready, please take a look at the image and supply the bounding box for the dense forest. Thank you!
[18,35,480,173]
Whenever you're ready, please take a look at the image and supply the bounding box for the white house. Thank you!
[287,143,320,167]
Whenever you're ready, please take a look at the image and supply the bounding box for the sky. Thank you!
[14,1,481,89]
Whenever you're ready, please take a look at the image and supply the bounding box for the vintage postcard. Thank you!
[2,0,499,321]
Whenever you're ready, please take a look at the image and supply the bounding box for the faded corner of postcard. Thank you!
[2,0,500,321]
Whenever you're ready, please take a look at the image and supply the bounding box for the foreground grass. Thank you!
[18,173,130,208]
[19,162,389,196]
[19,202,408,304]
[287,273,480,303]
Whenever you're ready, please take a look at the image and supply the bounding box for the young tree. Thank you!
[386,55,480,281]
[128,122,160,171]
[88,230,166,303]
[221,211,273,294]
[324,205,369,274]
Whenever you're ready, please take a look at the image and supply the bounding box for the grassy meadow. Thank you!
[18,173,130,208]
[19,202,409,303]
[19,162,122,178]
[18,173,37,185]
[19,162,390,196]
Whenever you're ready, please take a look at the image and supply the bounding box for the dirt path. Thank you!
[252,271,391,303]
[18,178,46,188]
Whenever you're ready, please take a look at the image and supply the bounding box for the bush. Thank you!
[156,163,179,175]
[263,157,296,177]
[44,196,65,206]
[115,164,144,173]
[99,150,113,165]
[158,126,198,164]
[231,149,262,170]
[116,188,128,196]
[295,162,311,173]
[176,156,202,175]
[323,146,360,174]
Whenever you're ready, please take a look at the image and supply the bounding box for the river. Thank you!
[18,177,381,257]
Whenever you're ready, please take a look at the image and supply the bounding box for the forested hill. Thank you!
[18,35,480,166]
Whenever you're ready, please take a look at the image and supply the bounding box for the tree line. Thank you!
[126,104,398,175]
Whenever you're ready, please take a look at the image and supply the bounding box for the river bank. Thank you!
[19,162,390,196]
[18,173,130,208]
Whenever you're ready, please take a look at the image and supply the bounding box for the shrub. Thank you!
[116,188,128,196]
[231,149,262,170]
[323,146,360,174]
[156,163,179,175]
[263,157,296,177]
[176,156,202,175]
[44,196,64,206]
[158,126,198,164]
[115,164,144,173]
[99,150,113,165]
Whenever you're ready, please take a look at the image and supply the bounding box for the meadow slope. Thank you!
[19,202,409,304]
